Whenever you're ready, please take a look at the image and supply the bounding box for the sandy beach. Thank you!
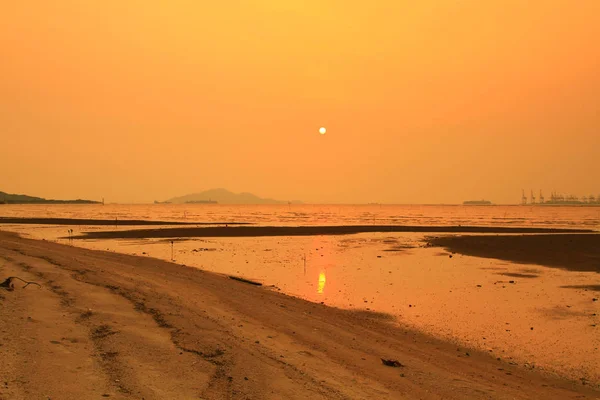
[1,230,598,399]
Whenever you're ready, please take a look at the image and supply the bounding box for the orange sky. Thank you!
[1,1,599,204]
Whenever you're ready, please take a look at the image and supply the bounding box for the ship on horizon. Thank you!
[463,200,492,205]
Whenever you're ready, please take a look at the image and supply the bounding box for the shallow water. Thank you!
[1,204,599,382]
[2,203,600,229]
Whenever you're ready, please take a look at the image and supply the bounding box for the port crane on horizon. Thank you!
[521,190,600,205]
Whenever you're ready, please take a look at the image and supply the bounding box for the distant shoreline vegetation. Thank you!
[0,191,100,205]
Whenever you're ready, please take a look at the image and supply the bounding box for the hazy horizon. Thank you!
[2,1,599,204]
[4,186,599,206]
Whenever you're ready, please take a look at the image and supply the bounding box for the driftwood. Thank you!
[228,276,263,286]
[0,276,41,291]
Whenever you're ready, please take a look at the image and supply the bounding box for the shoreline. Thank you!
[1,230,598,398]
[71,224,592,239]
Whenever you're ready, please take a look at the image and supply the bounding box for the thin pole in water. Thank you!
[171,240,174,261]
[303,253,306,275]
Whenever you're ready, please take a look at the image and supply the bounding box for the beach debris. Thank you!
[228,276,262,286]
[592,298,598,302]
[0,276,41,291]
[381,358,404,367]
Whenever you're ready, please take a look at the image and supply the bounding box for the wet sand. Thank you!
[1,230,598,399]
[429,234,600,273]
[5,223,600,384]
[73,224,590,239]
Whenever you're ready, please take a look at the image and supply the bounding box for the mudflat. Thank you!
[73,224,590,239]
[0,231,598,399]
[429,233,600,273]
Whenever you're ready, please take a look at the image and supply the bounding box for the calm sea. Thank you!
[1,203,599,230]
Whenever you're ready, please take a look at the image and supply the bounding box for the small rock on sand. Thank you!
[381,358,404,367]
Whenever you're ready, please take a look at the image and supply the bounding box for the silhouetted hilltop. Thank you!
[166,189,302,205]
[0,191,100,204]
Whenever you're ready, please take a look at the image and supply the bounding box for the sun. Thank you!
[319,127,327,135]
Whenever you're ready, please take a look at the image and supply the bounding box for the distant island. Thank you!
[463,200,492,205]
[163,188,302,205]
[0,191,100,205]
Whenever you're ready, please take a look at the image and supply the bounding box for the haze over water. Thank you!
[2,2,599,205]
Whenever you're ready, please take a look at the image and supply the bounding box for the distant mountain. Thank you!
[165,189,302,205]
[0,191,100,204]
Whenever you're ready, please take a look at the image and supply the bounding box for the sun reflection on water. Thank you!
[317,271,326,294]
